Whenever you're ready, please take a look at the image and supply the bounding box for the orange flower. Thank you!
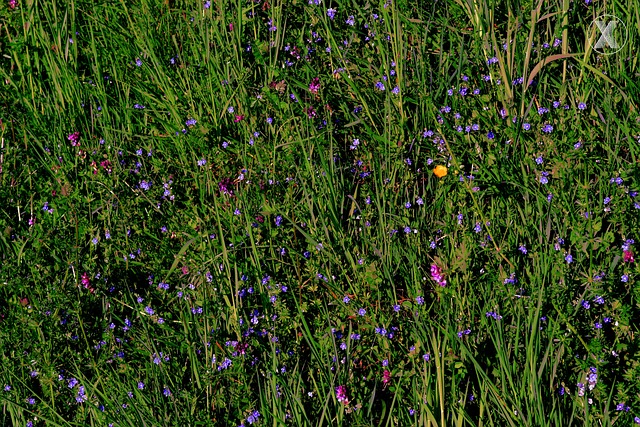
[433,165,448,178]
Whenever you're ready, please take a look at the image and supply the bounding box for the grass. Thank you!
[1,0,640,425]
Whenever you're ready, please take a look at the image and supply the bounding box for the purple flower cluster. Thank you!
[430,264,446,287]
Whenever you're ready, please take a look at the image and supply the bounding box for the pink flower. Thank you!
[335,385,348,405]
[382,370,391,385]
[100,160,112,173]
[624,250,634,263]
[430,264,447,287]
[81,272,95,293]
[68,132,80,147]
[9,0,17,9]
[309,77,320,94]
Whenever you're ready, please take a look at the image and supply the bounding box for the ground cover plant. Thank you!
[1,0,640,425]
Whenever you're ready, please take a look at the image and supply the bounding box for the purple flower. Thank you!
[247,410,261,424]
[327,8,336,19]
[309,77,320,94]
[539,172,549,184]
[335,385,348,404]
[68,132,81,146]
[430,264,446,287]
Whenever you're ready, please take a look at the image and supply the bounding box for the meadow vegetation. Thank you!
[1,0,640,425]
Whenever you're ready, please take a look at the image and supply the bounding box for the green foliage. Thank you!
[1,0,640,425]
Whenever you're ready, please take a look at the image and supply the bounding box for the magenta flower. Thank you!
[624,250,634,263]
[81,272,95,293]
[335,385,348,405]
[68,132,80,147]
[382,370,391,385]
[430,264,447,287]
[309,77,320,94]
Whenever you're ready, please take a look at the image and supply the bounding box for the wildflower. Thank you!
[623,240,636,251]
[624,250,634,263]
[433,165,447,178]
[457,329,471,338]
[430,264,446,287]
[309,77,320,94]
[382,370,392,384]
[486,311,503,320]
[335,385,349,404]
[247,410,261,424]
[327,8,336,19]
[540,172,549,184]
[68,132,81,146]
